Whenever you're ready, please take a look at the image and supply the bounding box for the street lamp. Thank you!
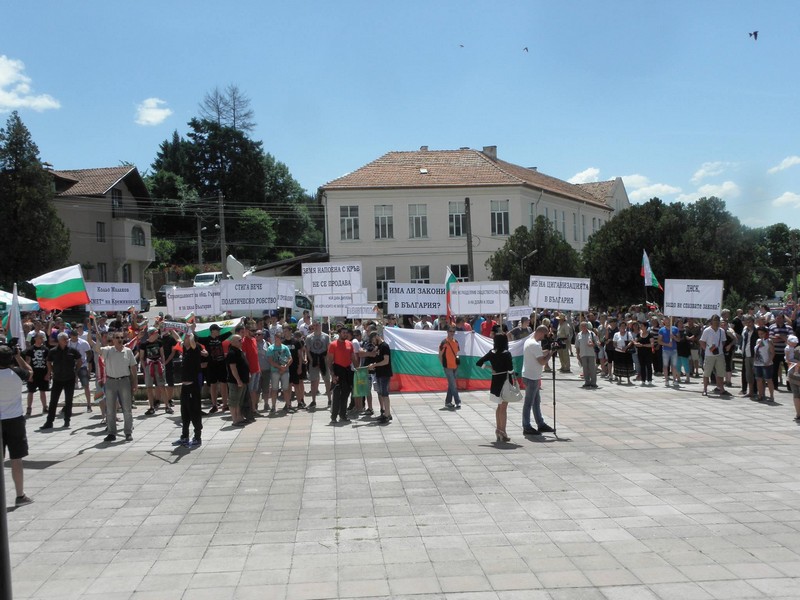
[510,248,539,273]
[197,221,220,271]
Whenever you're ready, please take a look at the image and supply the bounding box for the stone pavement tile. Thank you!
[545,589,604,600]
[338,579,392,597]
[697,579,764,598]
[598,584,660,599]
[188,571,241,588]
[649,581,716,599]
[181,586,236,600]
[676,564,737,581]
[438,574,493,593]
[85,575,144,595]
[746,577,800,597]
[487,571,542,590]
[233,584,287,600]
[284,581,339,600]
[537,569,592,588]
[388,576,442,595]
[584,568,641,587]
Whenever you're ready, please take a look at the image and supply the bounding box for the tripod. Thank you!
[551,351,558,435]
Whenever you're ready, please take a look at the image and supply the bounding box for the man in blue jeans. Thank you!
[521,325,556,435]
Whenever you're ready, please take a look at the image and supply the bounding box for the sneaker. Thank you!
[455,403,461,409]
[307,401,317,409]
[165,407,174,414]
[341,417,351,423]
[330,416,337,423]
[208,405,219,414]
[103,434,117,442]
[86,406,92,412]
[523,427,540,435]
[125,434,133,441]
[298,401,306,409]
[25,408,31,418]
[377,415,389,423]
[445,402,454,408]
[15,495,33,506]
[40,422,53,430]
[221,405,229,412]
[187,439,202,447]
[169,399,175,407]
[145,408,155,415]
[538,424,555,433]
[719,390,732,397]
[794,416,800,422]
[363,409,374,416]
[172,437,189,446]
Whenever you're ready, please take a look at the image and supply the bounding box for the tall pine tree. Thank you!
[0,111,69,290]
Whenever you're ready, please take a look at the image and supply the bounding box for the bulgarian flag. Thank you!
[29,264,90,310]
[445,266,458,321]
[383,328,525,393]
[641,250,663,290]
[194,317,242,340]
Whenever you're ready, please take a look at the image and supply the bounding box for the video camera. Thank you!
[541,336,565,352]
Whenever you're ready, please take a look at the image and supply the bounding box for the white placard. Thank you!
[387,283,447,315]
[161,320,190,333]
[220,277,278,312]
[167,285,221,317]
[302,261,362,294]
[85,282,141,312]
[664,279,724,319]
[529,276,590,311]
[507,306,533,321]
[314,290,368,317]
[277,279,295,309]
[449,281,510,315]
[346,304,378,319]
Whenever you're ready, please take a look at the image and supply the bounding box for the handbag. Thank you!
[500,372,523,403]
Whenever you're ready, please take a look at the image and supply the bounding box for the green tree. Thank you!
[0,111,69,290]
[152,237,177,267]
[486,219,581,301]
[228,207,276,264]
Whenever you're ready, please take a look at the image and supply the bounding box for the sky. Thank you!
[3,1,800,229]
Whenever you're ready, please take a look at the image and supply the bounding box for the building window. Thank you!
[449,201,465,237]
[581,214,586,242]
[573,212,578,241]
[560,211,566,237]
[408,204,428,239]
[374,205,393,239]
[410,265,430,284]
[96,221,106,242]
[132,225,145,246]
[450,264,469,282]
[121,264,132,283]
[376,266,395,302]
[340,206,359,241]
[491,199,509,236]
[97,262,107,282]
[111,189,122,218]
[592,217,597,234]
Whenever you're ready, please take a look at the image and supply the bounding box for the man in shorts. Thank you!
[24,331,49,417]
[305,321,331,409]
[68,328,92,412]
[204,324,228,413]
[139,327,172,415]
[368,332,393,423]
[0,344,34,505]
[226,334,249,426]
[700,314,732,397]
[658,317,680,387]
[267,334,292,412]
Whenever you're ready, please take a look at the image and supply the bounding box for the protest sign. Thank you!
[449,281,510,315]
[664,279,724,319]
[161,320,190,333]
[167,286,221,317]
[85,282,141,312]
[314,289,369,317]
[387,283,447,315]
[220,277,278,312]
[507,305,532,322]
[346,304,378,319]
[302,261,362,294]
[277,279,295,309]
[529,276,590,311]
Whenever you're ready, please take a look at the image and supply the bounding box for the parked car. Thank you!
[140,297,151,312]
[194,271,223,287]
[156,285,172,306]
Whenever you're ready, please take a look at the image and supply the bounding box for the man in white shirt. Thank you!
[94,331,138,442]
[700,314,731,397]
[575,321,599,388]
[0,344,34,505]
[521,325,556,436]
[68,329,93,411]
[739,315,756,398]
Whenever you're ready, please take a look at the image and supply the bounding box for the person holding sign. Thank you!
[439,327,462,408]
[700,315,733,397]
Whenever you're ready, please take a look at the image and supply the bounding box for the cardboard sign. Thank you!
[529,276,590,311]
[507,305,533,322]
[314,289,369,317]
[220,277,278,312]
[664,279,724,319]
[167,286,221,317]
[277,279,295,309]
[302,261,362,294]
[346,304,379,319]
[387,283,447,315]
[85,282,141,312]
[449,281,510,315]
[161,320,190,333]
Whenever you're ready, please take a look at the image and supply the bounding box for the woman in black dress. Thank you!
[635,322,654,386]
[476,333,514,443]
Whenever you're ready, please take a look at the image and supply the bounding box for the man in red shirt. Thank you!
[237,323,260,420]
[326,326,356,423]
[480,316,497,338]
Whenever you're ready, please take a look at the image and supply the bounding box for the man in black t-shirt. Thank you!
[24,332,49,416]
[367,332,393,423]
[161,326,178,406]
[226,335,249,426]
[41,332,81,429]
[173,331,207,447]
[139,327,171,415]
[204,324,228,413]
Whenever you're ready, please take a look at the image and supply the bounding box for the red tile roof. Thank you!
[323,149,610,208]
[577,180,616,203]
[51,166,136,197]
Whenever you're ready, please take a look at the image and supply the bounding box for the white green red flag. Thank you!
[641,250,663,290]
[445,266,457,321]
[383,328,526,393]
[29,264,90,310]
[7,283,26,351]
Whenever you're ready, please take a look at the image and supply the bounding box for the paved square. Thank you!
[5,374,800,599]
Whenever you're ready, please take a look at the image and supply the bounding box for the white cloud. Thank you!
[691,161,731,184]
[772,191,800,208]
[620,173,681,202]
[0,55,60,112]
[568,167,600,184]
[768,156,800,174]
[676,180,740,203]
[135,97,173,126]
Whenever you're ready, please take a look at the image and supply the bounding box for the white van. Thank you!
[194,271,223,287]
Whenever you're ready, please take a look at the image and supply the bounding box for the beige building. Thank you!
[320,146,630,301]
[51,166,155,289]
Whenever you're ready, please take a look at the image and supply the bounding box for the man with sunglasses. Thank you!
[94,331,138,442]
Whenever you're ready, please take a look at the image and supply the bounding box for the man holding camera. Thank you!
[0,344,34,505]
[700,314,731,397]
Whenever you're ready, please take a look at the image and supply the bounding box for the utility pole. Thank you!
[196,215,204,271]
[218,191,227,278]
[793,234,798,300]
[465,197,474,282]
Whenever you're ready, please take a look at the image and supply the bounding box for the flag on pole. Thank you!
[8,283,26,351]
[641,250,663,290]
[28,264,90,310]
[445,266,458,321]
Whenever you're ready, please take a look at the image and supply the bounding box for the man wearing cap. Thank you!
[41,332,81,429]
[140,327,171,415]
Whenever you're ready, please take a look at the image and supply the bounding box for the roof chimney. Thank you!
[419,145,428,151]
[482,145,497,159]
[527,166,537,172]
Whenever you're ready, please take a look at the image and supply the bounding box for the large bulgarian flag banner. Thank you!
[383,328,527,393]
[29,264,90,310]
